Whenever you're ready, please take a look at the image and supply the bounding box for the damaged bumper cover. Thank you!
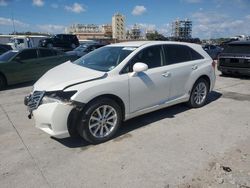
[24,90,84,138]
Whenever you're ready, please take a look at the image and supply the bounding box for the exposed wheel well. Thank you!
[86,94,126,121]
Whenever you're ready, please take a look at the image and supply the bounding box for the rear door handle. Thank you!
[192,65,198,70]
[162,72,171,78]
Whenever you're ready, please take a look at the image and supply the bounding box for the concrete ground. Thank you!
[0,70,249,188]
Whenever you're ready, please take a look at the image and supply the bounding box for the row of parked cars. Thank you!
[0,34,106,90]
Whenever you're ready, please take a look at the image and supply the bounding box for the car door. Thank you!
[163,44,204,100]
[7,49,39,83]
[126,45,171,113]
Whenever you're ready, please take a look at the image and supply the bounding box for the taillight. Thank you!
[212,60,216,69]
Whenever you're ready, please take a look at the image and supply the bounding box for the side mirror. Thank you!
[133,62,148,73]
[14,56,23,63]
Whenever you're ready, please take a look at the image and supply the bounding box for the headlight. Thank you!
[41,90,77,105]
[41,96,61,104]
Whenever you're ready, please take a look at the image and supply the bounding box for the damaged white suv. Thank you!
[25,41,216,144]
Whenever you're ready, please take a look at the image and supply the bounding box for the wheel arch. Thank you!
[189,74,211,95]
[85,94,126,121]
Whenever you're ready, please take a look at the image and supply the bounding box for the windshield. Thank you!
[0,51,18,61]
[223,44,250,54]
[73,46,135,72]
[74,44,87,52]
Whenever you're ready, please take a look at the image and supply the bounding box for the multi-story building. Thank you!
[172,19,192,39]
[112,13,126,40]
[126,24,142,40]
[66,24,112,40]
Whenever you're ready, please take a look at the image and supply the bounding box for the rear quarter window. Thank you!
[164,45,203,65]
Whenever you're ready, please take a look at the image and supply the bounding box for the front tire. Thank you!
[188,78,209,108]
[0,74,6,90]
[77,98,122,144]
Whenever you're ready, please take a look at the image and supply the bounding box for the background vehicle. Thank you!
[218,41,250,76]
[66,43,105,57]
[7,36,47,50]
[0,47,78,90]
[0,44,12,55]
[25,41,215,144]
[203,44,223,60]
[39,34,79,50]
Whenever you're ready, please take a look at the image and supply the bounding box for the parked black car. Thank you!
[66,43,105,57]
[0,44,12,55]
[203,44,223,60]
[218,41,250,76]
[39,34,79,49]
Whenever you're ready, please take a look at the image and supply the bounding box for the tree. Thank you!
[146,31,167,40]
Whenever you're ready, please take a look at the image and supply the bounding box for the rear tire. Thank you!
[77,98,122,144]
[0,74,6,91]
[188,78,209,108]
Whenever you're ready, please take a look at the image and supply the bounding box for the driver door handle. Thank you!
[162,72,171,78]
[192,65,198,70]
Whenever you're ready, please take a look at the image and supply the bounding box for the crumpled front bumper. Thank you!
[33,102,73,138]
[24,93,73,138]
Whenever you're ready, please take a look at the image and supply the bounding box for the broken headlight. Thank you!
[41,90,77,105]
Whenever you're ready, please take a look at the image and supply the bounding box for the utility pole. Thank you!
[11,11,16,35]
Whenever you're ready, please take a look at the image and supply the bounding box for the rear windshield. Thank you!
[223,44,250,54]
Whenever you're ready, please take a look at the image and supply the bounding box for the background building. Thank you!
[172,19,192,39]
[112,13,126,40]
[66,24,112,40]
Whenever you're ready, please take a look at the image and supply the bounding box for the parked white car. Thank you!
[25,41,216,144]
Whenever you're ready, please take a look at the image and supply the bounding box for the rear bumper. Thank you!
[218,66,250,76]
[32,102,73,138]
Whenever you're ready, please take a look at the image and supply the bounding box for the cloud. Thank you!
[0,0,7,6]
[65,3,85,13]
[33,0,44,7]
[0,17,29,27]
[36,24,66,33]
[51,3,59,9]
[191,11,250,38]
[132,5,147,16]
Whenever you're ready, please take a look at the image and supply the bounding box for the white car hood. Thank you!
[34,61,106,91]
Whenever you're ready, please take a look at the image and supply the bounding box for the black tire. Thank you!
[47,43,53,48]
[77,98,122,144]
[188,78,209,108]
[221,71,230,76]
[71,43,76,49]
[0,74,6,91]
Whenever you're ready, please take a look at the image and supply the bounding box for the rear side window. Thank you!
[39,49,55,57]
[164,45,203,65]
[16,49,38,60]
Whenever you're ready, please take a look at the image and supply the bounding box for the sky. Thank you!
[0,0,250,39]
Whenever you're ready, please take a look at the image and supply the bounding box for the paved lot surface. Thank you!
[0,70,250,188]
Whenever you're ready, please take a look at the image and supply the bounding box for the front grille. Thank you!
[27,91,45,112]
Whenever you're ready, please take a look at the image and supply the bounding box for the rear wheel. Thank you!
[188,78,209,108]
[77,98,122,144]
[0,74,6,90]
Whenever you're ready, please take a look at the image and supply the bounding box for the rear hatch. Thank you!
[219,43,250,68]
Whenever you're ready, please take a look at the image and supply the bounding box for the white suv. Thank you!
[25,41,216,144]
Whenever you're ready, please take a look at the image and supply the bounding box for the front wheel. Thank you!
[71,43,76,49]
[188,78,209,108]
[77,98,122,144]
[0,74,6,91]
